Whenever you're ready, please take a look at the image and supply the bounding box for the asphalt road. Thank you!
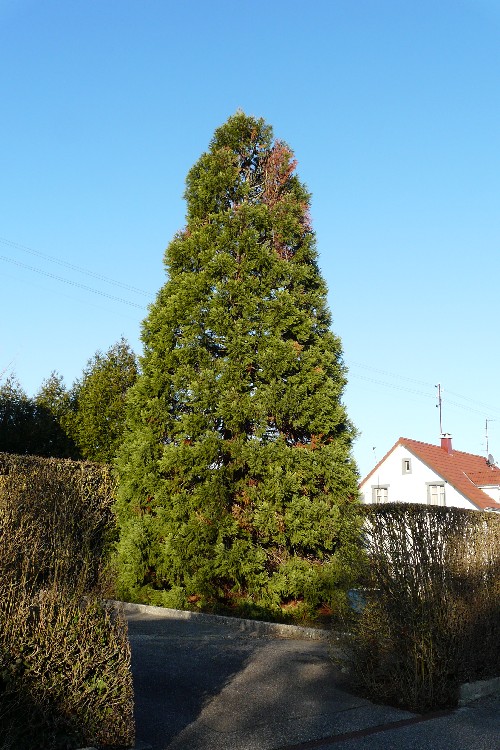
[124,604,500,750]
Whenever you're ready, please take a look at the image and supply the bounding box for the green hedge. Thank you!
[338,503,500,712]
[0,453,135,749]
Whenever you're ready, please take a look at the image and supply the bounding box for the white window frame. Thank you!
[372,485,389,504]
[427,483,445,506]
[402,458,412,474]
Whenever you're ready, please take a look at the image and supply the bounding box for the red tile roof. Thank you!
[361,437,500,512]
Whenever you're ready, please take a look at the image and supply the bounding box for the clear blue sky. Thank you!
[1,0,499,478]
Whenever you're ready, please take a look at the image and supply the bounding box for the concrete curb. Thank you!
[119,600,331,641]
[120,601,500,705]
[77,603,499,749]
[77,604,328,750]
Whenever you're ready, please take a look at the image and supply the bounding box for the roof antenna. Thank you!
[435,383,443,435]
[485,419,496,464]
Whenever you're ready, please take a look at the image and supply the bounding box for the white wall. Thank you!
[359,444,476,510]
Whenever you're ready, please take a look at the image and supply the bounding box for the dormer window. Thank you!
[402,458,412,474]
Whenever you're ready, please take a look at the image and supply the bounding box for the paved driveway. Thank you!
[124,604,500,750]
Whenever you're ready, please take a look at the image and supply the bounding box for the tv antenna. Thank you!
[485,418,496,460]
[435,383,443,434]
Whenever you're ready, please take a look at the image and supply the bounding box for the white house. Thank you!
[359,434,500,512]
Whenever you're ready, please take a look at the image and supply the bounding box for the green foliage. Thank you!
[65,338,138,463]
[0,339,137,463]
[35,371,71,423]
[116,111,360,618]
[0,376,35,455]
[0,375,78,459]
[0,453,135,749]
[337,504,500,712]
[34,372,81,458]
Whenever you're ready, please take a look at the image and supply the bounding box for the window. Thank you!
[372,485,388,504]
[402,458,412,474]
[427,483,445,506]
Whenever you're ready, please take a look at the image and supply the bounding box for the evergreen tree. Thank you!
[0,376,36,455]
[34,372,80,458]
[67,339,138,463]
[36,372,69,420]
[116,112,359,615]
[0,373,77,458]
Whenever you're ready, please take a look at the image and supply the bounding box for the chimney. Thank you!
[441,433,453,454]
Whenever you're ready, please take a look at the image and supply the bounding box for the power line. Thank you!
[2,236,498,420]
[0,255,147,310]
[444,387,500,414]
[349,372,435,400]
[0,236,152,296]
[349,360,434,388]
[444,397,500,417]
[348,364,500,418]
[0,356,17,383]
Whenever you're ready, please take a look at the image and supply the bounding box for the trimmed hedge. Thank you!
[0,453,135,750]
[338,503,500,712]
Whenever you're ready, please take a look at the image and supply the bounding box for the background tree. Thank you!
[34,371,80,458]
[116,112,360,616]
[0,376,36,455]
[0,373,78,458]
[66,338,138,463]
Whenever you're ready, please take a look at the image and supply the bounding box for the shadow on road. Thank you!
[127,611,264,749]
[125,609,500,750]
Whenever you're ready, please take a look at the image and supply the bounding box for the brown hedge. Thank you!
[0,453,135,749]
[338,503,500,712]
[0,452,117,592]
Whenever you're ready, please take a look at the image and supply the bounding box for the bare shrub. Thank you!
[337,504,500,712]
[0,453,135,749]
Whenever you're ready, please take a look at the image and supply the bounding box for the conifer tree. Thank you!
[0,374,78,458]
[34,372,79,458]
[116,112,359,615]
[0,376,37,455]
[66,339,138,463]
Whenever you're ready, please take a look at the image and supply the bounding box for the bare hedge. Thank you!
[0,453,135,749]
[338,503,500,712]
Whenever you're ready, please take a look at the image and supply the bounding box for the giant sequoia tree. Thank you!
[116,112,359,615]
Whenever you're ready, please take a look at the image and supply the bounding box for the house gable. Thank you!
[359,436,500,512]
